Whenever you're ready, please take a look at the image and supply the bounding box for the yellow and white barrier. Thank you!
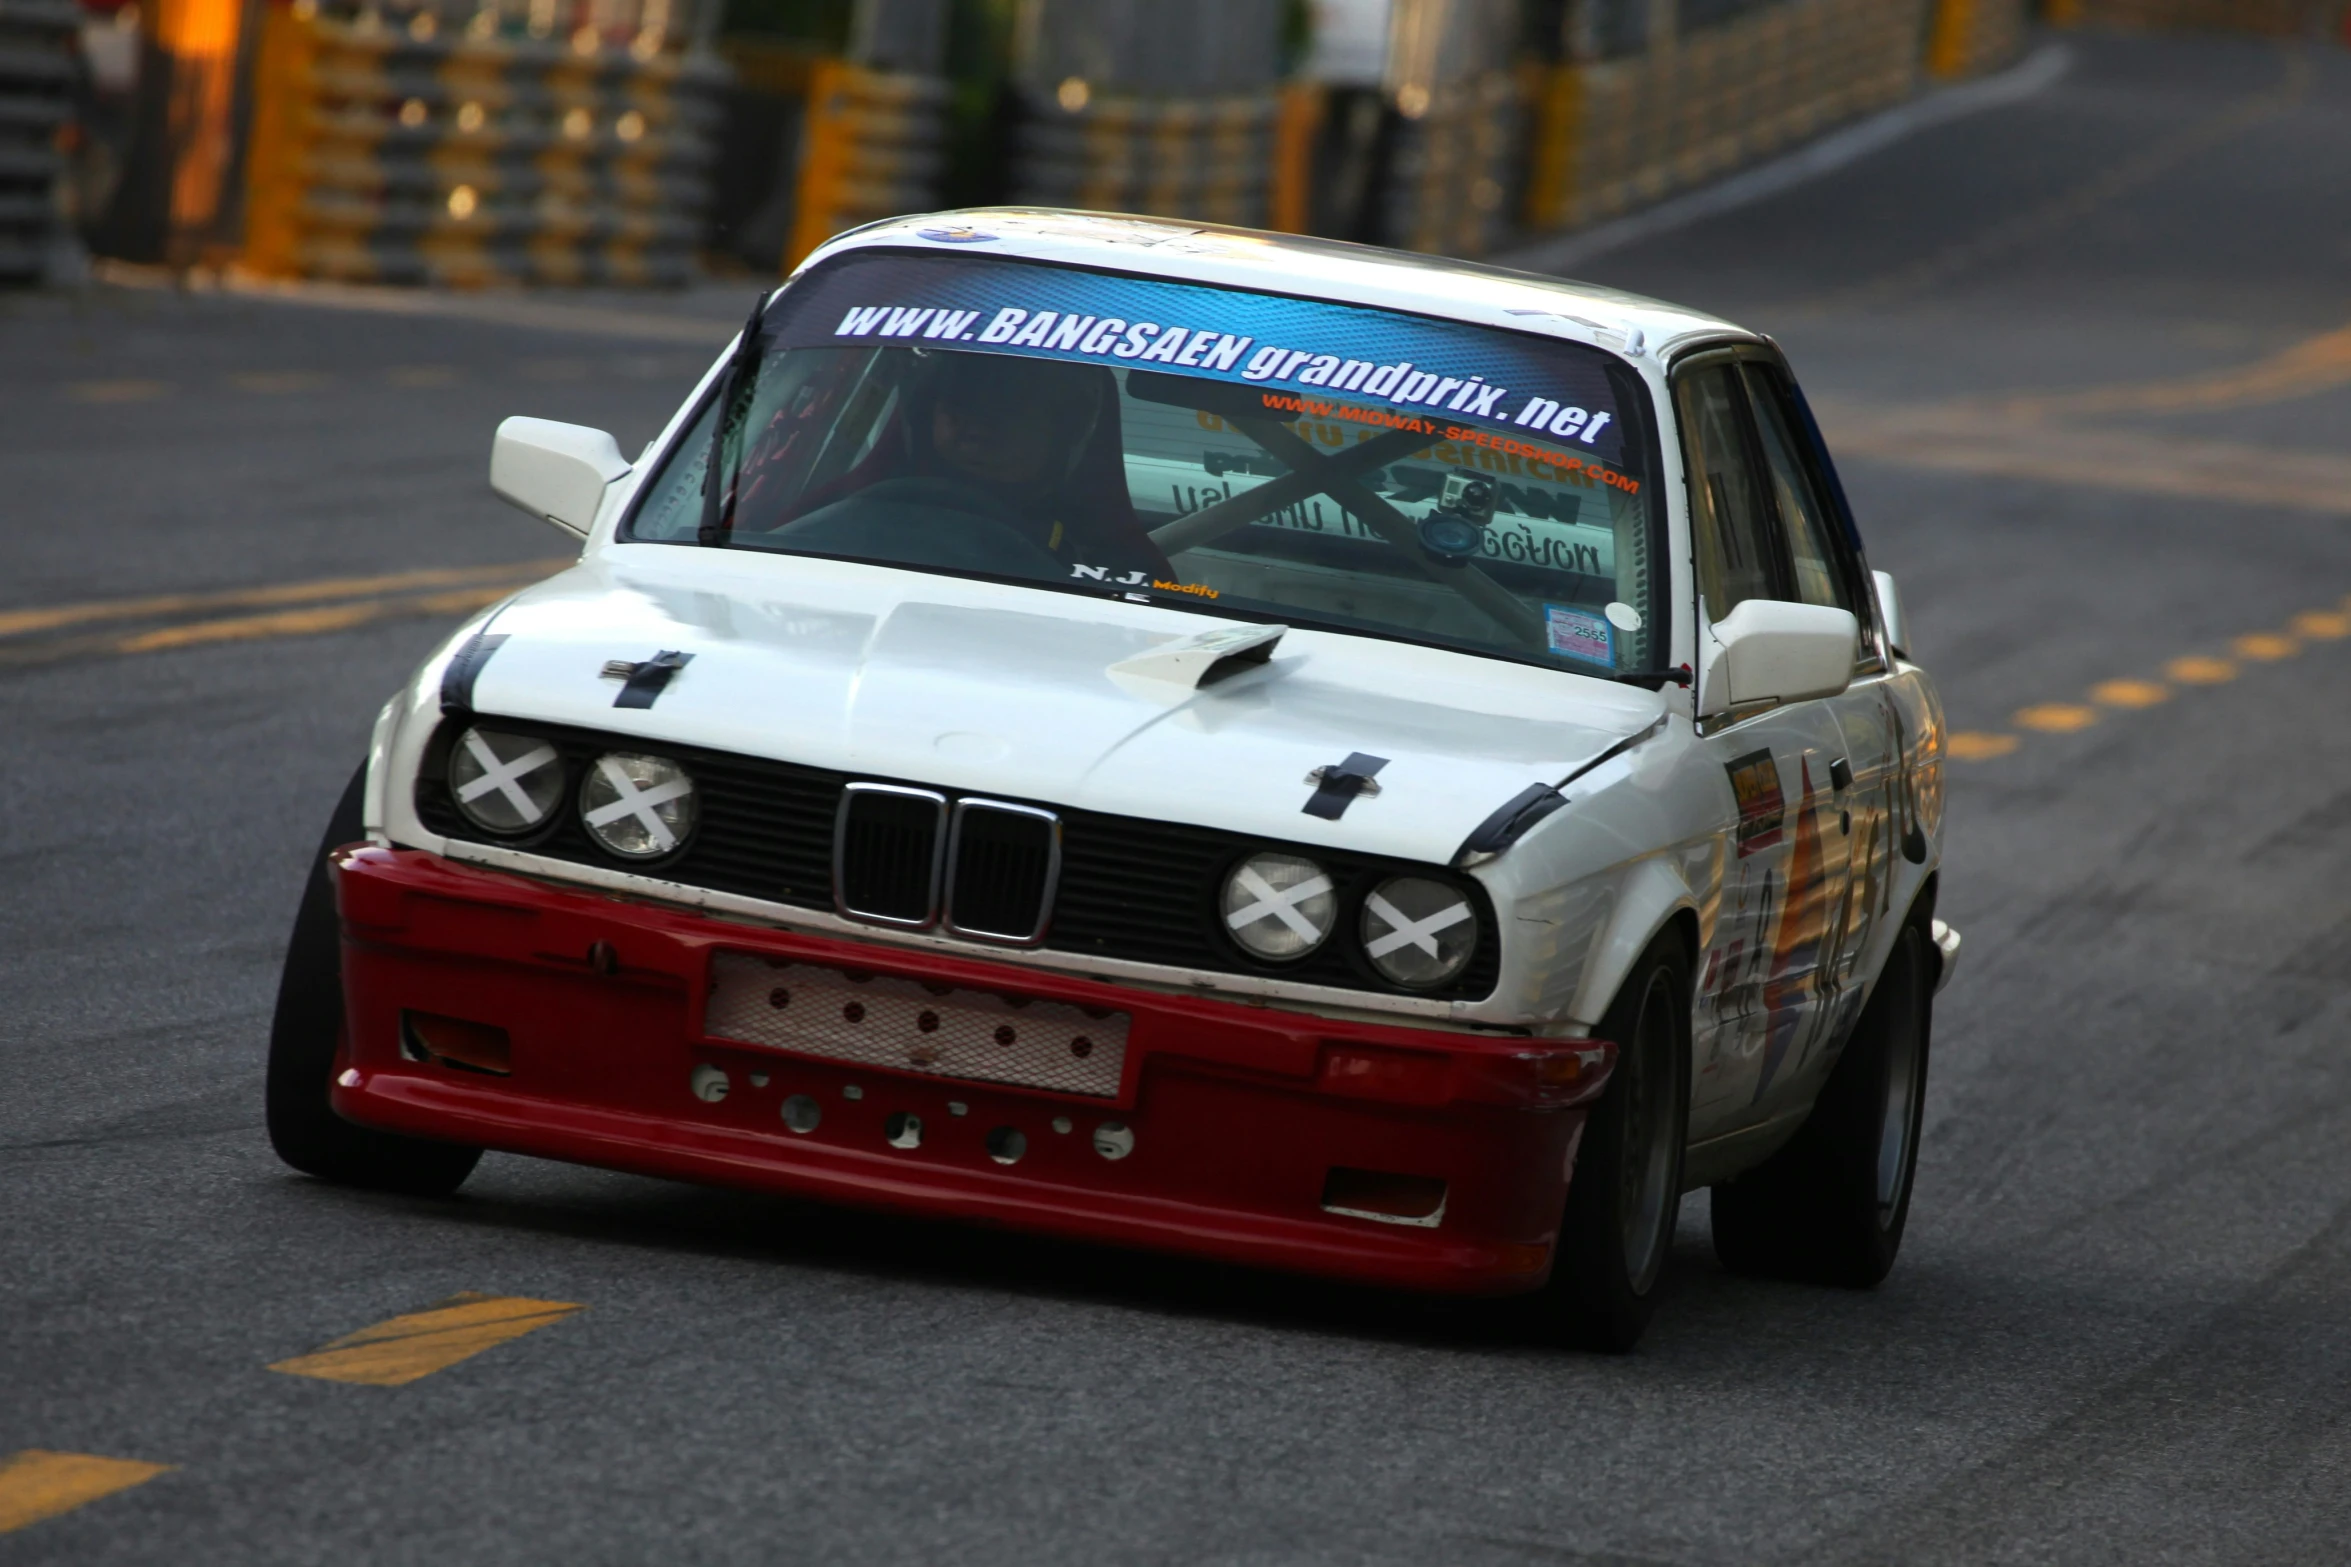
[242,0,724,287]
[784,58,947,271]
[1927,0,2033,78]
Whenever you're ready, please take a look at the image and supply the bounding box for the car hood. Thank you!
[461,548,1665,867]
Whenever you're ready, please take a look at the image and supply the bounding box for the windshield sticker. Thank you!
[774,252,1628,465]
[1150,577,1221,599]
[1726,750,1786,857]
[1066,564,1225,599]
[1545,605,1614,665]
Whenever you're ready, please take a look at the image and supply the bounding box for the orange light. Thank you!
[1494,1242,1551,1275]
[1319,1044,1450,1104]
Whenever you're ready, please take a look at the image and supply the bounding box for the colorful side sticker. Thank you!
[1726,748,1785,857]
[1545,604,1614,665]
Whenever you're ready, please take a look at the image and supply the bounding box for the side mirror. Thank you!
[490,417,631,538]
[1715,599,1858,706]
[1873,569,1909,658]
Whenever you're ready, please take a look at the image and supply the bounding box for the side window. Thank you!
[1675,364,1778,624]
[1740,363,1856,615]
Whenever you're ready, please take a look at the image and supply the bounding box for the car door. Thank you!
[1674,354,1859,1143]
[1734,356,1902,1117]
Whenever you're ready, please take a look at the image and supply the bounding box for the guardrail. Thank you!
[1928,0,2033,77]
[1524,0,1934,236]
[0,0,75,284]
[1009,84,1283,228]
[1383,68,1523,258]
[241,0,723,286]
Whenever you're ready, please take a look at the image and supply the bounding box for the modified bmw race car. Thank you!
[266,209,1955,1350]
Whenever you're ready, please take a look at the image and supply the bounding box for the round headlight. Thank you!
[580,752,697,858]
[448,726,564,834]
[1221,851,1336,962]
[1361,876,1477,988]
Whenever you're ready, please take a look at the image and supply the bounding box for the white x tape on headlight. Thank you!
[456,731,559,819]
[1227,864,1336,940]
[584,756,693,852]
[1363,889,1472,959]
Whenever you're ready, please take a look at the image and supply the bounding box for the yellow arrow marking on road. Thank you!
[269,1293,582,1387]
[0,1450,172,1534]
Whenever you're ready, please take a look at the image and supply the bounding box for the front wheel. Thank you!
[265,764,482,1198]
[1547,929,1692,1352]
[1710,919,1932,1288]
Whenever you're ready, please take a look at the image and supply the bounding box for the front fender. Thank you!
[1564,853,1700,1031]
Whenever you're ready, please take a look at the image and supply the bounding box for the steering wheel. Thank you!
[765,476,1069,580]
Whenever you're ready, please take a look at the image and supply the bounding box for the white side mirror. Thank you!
[491,417,631,538]
[1873,569,1909,658]
[1715,599,1858,706]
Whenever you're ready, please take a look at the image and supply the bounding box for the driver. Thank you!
[916,352,1169,578]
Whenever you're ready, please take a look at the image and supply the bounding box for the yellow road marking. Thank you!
[2292,610,2351,639]
[2091,679,2169,709]
[2232,632,2298,661]
[67,380,170,403]
[0,1451,172,1534]
[110,585,515,654]
[1948,731,2020,761]
[1995,321,2351,420]
[2165,655,2238,685]
[0,559,567,640]
[230,370,332,394]
[2015,703,2098,733]
[269,1293,581,1387]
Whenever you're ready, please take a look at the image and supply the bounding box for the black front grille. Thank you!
[836,786,944,925]
[416,714,1499,1001]
[947,803,1058,942]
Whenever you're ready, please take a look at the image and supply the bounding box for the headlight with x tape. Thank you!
[448,726,565,835]
[1220,851,1337,962]
[1361,875,1478,988]
[579,752,698,859]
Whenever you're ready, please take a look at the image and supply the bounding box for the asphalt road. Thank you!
[7,29,2351,1565]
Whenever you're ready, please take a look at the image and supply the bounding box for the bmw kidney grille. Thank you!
[834,786,1059,945]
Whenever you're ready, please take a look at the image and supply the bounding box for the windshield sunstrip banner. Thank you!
[771,252,1629,467]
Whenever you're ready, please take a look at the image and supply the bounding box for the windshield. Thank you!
[626,251,1666,677]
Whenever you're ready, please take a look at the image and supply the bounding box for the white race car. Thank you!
[266,209,1954,1351]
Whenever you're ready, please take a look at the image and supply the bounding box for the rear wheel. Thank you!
[1548,929,1692,1352]
[1710,919,1931,1288]
[265,764,481,1197]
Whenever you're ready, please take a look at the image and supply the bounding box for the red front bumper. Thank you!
[330,846,1614,1296]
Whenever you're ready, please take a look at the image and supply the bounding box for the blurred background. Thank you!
[8,3,2351,1560]
[8,0,2336,291]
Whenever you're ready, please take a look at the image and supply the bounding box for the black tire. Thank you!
[265,764,482,1197]
[1548,928,1693,1352]
[1710,919,1931,1288]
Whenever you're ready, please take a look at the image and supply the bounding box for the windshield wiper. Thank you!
[698,294,771,547]
[1612,665,1692,688]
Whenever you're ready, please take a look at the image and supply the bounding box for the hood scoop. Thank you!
[1107,623,1286,692]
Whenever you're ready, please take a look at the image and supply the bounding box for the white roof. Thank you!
[798,206,1755,364]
